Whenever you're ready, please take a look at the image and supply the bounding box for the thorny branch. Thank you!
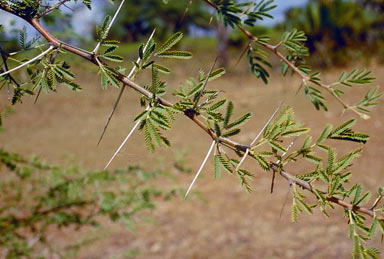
[0,3,382,222]
[201,0,366,119]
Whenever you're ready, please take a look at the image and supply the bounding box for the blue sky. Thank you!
[265,0,308,24]
[0,0,309,37]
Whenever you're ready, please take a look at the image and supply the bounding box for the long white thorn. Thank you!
[97,29,156,146]
[185,140,216,198]
[235,148,249,172]
[249,102,283,147]
[0,46,54,77]
[93,0,127,54]
[104,119,141,170]
[235,103,283,172]
[104,106,149,170]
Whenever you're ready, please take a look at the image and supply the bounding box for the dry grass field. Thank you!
[1,49,384,258]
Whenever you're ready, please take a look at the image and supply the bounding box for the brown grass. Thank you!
[1,56,384,258]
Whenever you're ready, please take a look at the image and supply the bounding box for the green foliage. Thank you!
[137,105,174,152]
[337,69,375,87]
[243,0,277,26]
[247,45,271,84]
[107,0,210,42]
[156,32,183,55]
[97,15,112,42]
[283,0,384,66]
[356,86,384,113]
[291,184,315,222]
[0,148,178,258]
[215,0,276,28]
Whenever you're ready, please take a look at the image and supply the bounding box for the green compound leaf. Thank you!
[156,32,183,55]
[157,51,192,59]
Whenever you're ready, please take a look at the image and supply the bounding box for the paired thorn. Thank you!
[104,118,141,170]
[185,140,216,198]
[97,29,156,146]
[235,103,283,172]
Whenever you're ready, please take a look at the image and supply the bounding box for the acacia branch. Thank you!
[201,0,365,118]
[97,29,156,146]
[0,9,382,221]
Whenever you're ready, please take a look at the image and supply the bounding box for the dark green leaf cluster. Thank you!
[214,0,276,28]
[327,119,369,144]
[214,0,242,28]
[99,40,123,63]
[247,46,271,84]
[98,63,120,89]
[304,86,327,111]
[5,0,39,18]
[213,100,252,138]
[243,0,277,27]
[293,119,367,172]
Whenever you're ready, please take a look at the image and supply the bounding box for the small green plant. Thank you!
[1,0,384,258]
[0,148,178,257]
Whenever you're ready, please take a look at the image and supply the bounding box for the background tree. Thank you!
[283,0,384,66]
[108,0,211,41]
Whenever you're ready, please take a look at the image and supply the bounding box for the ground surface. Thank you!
[1,53,383,258]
